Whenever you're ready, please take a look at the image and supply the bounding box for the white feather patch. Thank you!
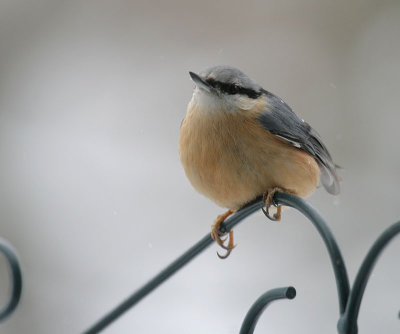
[192,88,257,114]
[275,135,302,148]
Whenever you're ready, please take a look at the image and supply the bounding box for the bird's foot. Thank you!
[211,210,235,259]
[262,187,284,221]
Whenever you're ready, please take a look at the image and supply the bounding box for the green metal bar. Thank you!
[337,221,400,334]
[274,192,350,315]
[83,199,263,334]
[239,286,296,334]
[0,238,23,322]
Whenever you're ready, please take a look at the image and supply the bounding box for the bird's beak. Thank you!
[189,71,212,92]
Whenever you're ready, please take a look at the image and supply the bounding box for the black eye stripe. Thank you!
[206,79,261,99]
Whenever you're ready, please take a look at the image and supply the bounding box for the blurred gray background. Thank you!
[1,1,400,333]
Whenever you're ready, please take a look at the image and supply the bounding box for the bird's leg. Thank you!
[211,209,235,259]
[262,187,284,221]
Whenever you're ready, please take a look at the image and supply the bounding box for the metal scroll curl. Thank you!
[0,238,23,322]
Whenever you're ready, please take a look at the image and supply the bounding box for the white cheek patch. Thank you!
[192,89,258,114]
[227,95,258,111]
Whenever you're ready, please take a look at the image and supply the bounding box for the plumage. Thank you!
[179,65,340,257]
[179,97,321,210]
[257,89,340,195]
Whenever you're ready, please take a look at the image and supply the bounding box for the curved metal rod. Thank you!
[83,193,347,333]
[274,192,350,315]
[0,238,23,322]
[239,286,296,334]
[337,221,400,334]
[83,199,264,334]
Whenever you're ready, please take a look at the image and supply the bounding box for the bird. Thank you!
[179,65,340,258]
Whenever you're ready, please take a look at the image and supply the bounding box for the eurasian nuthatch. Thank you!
[179,65,340,258]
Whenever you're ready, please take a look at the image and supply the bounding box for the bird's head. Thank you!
[189,65,264,112]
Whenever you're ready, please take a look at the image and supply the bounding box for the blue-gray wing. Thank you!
[257,90,340,195]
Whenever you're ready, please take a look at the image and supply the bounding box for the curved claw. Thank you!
[262,189,282,221]
[219,235,228,243]
[214,239,232,251]
[211,230,229,249]
[217,249,232,259]
[219,242,233,251]
[211,210,236,258]
[261,205,280,221]
[216,231,235,259]
[212,231,235,251]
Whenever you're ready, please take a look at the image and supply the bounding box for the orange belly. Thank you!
[179,102,320,210]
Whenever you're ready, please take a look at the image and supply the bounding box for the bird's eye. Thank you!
[207,79,217,88]
[230,85,239,94]
[222,83,240,95]
[207,80,245,95]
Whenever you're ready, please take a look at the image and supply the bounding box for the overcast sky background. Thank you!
[1,1,400,333]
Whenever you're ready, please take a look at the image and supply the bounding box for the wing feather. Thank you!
[257,90,340,195]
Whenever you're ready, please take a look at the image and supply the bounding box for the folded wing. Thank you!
[257,90,340,195]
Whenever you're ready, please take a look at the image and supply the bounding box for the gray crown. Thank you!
[199,65,262,92]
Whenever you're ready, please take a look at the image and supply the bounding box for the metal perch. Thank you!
[1,193,399,333]
[83,192,353,333]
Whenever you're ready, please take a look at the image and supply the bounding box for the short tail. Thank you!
[320,163,341,195]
